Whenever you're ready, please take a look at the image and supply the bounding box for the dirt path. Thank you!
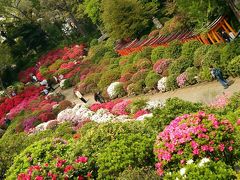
[56,78,240,105]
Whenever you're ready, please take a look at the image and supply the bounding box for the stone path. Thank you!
[57,78,240,105]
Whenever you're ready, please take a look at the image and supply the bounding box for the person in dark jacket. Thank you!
[221,31,230,42]
[94,92,105,103]
[210,65,229,89]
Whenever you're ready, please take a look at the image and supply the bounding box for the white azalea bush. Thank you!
[144,100,165,110]
[107,82,126,99]
[164,159,236,179]
[157,77,167,92]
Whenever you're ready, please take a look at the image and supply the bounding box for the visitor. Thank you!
[39,79,48,86]
[221,31,231,42]
[94,92,105,103]
[4,114,11,127]
[74,90,88,103]
[11,91,16,97]
[53,75,59,84]
[58,74,64,82]
[210,65,229,89]
[46,79,55,92]
[30,74,38,82]
[228,31,236,41]
[41,88,49,95]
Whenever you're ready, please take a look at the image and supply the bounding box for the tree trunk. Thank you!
[226,0,240,23]
[69,12,86,36]
[0,76,10,98]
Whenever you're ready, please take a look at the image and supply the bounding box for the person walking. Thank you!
[30,74,38,82]
[210,65,229,89]
[74,90,88,103]
[94,91,105,103]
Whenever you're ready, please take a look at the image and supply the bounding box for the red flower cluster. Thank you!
[17,156,92,180]
[90,99,123,112]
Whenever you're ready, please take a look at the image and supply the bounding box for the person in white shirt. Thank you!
[74,90,88,103]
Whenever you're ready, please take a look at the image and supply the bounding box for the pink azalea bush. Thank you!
[209,93,229,109]
[17,156,93,180]
[153,59,169,76]
[154,111,236,176]
[111,100,131,115]
[90,99,123,112]
[176,72,188,88]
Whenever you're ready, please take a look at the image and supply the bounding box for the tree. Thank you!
[101,0,157,40]
[225,0,240,23]
[175,0,227,29]
[0,44,13,90]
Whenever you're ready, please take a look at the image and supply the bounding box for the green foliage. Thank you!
[88,43,111,64]
[166,74,178,91]
[151,46,166,62]
[127,98,147,114]
[0,44,13,73]
[146,98,202,132]
[97,133,154,179]
[221,40,240,65]
[101,0,157,40]
[90,38,98,46]
[228,55,240,77]
[127,80,145,95]
[181,40,202,60]
[121,64,137,75]
[164,40,182,59]
[165,161,237,180]
[117,167,159,180]
[130,69,149,83]
[62,79,72,89]
[198,67,213,82]
[193,45,211,67]
[134,58,152,70]
[84,0,102,24]
[145,71,160,89]
[176,0,227,29]
[48,59,64,71]
[168,56,193,75]
[202,45,221,67]
[185,67,198,85]
[98,68,121,90]
[133,47,153,61]
[6,138,71,179]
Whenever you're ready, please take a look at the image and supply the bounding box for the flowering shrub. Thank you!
[17,156,93,180]
[130,69,149,83]
[157,77,167,92]
[111,100,131,115]
[154,112,236,176]
[107,82,126,99]
[164,159,236,179]
[209,93,229,109]
[133,109,149,119]
[119,73,133,82]
[176,72,188,88]
[153,59,170,76]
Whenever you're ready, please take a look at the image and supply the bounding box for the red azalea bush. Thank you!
[154,111,236,176]
[153,59,170,76]
[133,109,149,119]
[38,111,56,122]
[90,99,123,112]
[18,67,36,83]
[17,156,94,180]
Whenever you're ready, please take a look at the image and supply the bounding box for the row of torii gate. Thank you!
[115,16,237,56]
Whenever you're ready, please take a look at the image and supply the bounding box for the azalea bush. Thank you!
[157,77,167,92]
[164,159,236,179]
[16,156,94,180]
[181,40,202,60]
[151,46,166,62]
[193,45,211,67]
[228,55,240,77]
[145,71,160,90]
[176,72,188,88]
[153,59,170,76]
[107,82,126,99]
[154,112,237,176]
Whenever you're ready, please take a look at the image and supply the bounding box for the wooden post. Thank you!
[212,31,221,43]
[223,19,237,35]
[207,33,215,44]
[221,23,230,34]
[215,31,224,42]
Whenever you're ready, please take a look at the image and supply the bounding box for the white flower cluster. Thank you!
[157,77,167,92]
[107,82,123,99]
[0,90,5,97]
[198,158,210,167]
[144,100,165,110]
[30,120,59,134]
[136,113,153,121]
